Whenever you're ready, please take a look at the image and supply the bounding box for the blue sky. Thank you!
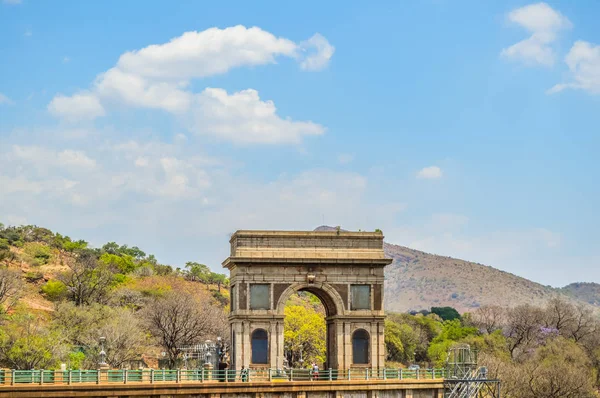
[1,1,599,286]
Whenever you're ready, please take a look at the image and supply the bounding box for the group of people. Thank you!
[237,363,320,382]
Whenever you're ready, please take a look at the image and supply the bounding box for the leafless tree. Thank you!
[81,308,148,369]
[58,250,113,306]
[142,291,227,368]
[504,304,545,360]
[567,304,598,343]
[0,267,23,314]
[471,305,505,334]
[543,296,577,333]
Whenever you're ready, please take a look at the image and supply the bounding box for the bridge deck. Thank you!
[0,378,445,398]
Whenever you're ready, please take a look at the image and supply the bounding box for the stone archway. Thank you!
[223,230,392,371]
[275,282,345,369]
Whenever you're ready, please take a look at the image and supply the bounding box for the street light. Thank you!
[99,337,107,367]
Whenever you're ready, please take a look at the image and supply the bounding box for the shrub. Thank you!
[25,271,44,282]
[41,279,68,301]
[22,242,52,266]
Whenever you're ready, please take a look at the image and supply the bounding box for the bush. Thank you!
[0,238,9,251]
[41,279,68,301]
[25,271,44,282]
[22,242,52,266]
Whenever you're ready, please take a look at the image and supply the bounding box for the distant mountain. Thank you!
[314,226,591,313]
[560,282,600,307]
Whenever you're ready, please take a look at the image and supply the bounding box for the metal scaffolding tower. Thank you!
[444,345,501,398]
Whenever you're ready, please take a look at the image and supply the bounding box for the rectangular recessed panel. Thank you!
[250,283,271,310]
[350,285,371,310]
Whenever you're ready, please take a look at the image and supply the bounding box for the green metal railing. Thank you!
[0,368,446,386]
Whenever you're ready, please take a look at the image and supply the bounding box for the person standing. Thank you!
[240,366,249,382]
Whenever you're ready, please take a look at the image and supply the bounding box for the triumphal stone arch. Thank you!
[223,230,393,371]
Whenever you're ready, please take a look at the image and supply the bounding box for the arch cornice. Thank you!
[275,282,346,317]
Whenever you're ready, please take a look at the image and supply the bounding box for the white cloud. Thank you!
[47,26,332,144]
[416,166,442,179]
[116,25,298,80]
[189,88,325,144]
[501,2,571,67]
[63,56,71,64]
[48,93,106,122]
[299,33,335,71]
[0,93,14,105]
[548,41,600,95]
[94,67,192,113]
[11,145,97,171]
[57,150,97,169]
[337,153,354,164]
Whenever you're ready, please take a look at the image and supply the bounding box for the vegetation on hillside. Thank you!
[0,223,229,370]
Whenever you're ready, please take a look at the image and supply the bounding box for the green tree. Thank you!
[431,306,461,321]
[385,319,405,362]
[209,272,229,292]
[99,253,136,274]
[184,262,210,285]
[284,304,326,367]
[427,319,478,366]
[0,311,66,369]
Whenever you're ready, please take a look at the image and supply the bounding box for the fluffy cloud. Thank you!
[189,88,325,144]
[548,41,600,95]
[47,25,333,145]
[115,26,298,80]
[48,93,106,122]
[0,93,14,105]
[501,2,571,66]
[11,145,97,171]
[416,166,442,179]
[299,34,336,71]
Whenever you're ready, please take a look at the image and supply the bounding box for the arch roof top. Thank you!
[223,230,392,268]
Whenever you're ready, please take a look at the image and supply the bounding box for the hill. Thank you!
[314,226,591,313]
[560,282,600,307]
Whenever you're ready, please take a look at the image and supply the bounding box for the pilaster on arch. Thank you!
[275,282,346,317]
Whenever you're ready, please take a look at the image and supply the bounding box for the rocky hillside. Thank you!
[560,282,600,307]
[314,226,591,313]
[383,242,562,312]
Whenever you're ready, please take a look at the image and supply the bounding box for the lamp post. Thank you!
[99,337,107,367]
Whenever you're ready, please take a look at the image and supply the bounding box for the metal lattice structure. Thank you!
[444,345,501,398]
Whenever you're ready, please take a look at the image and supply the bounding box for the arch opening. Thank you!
[283,291,326,369]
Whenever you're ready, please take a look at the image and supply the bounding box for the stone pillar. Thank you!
[204,363,214,381]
